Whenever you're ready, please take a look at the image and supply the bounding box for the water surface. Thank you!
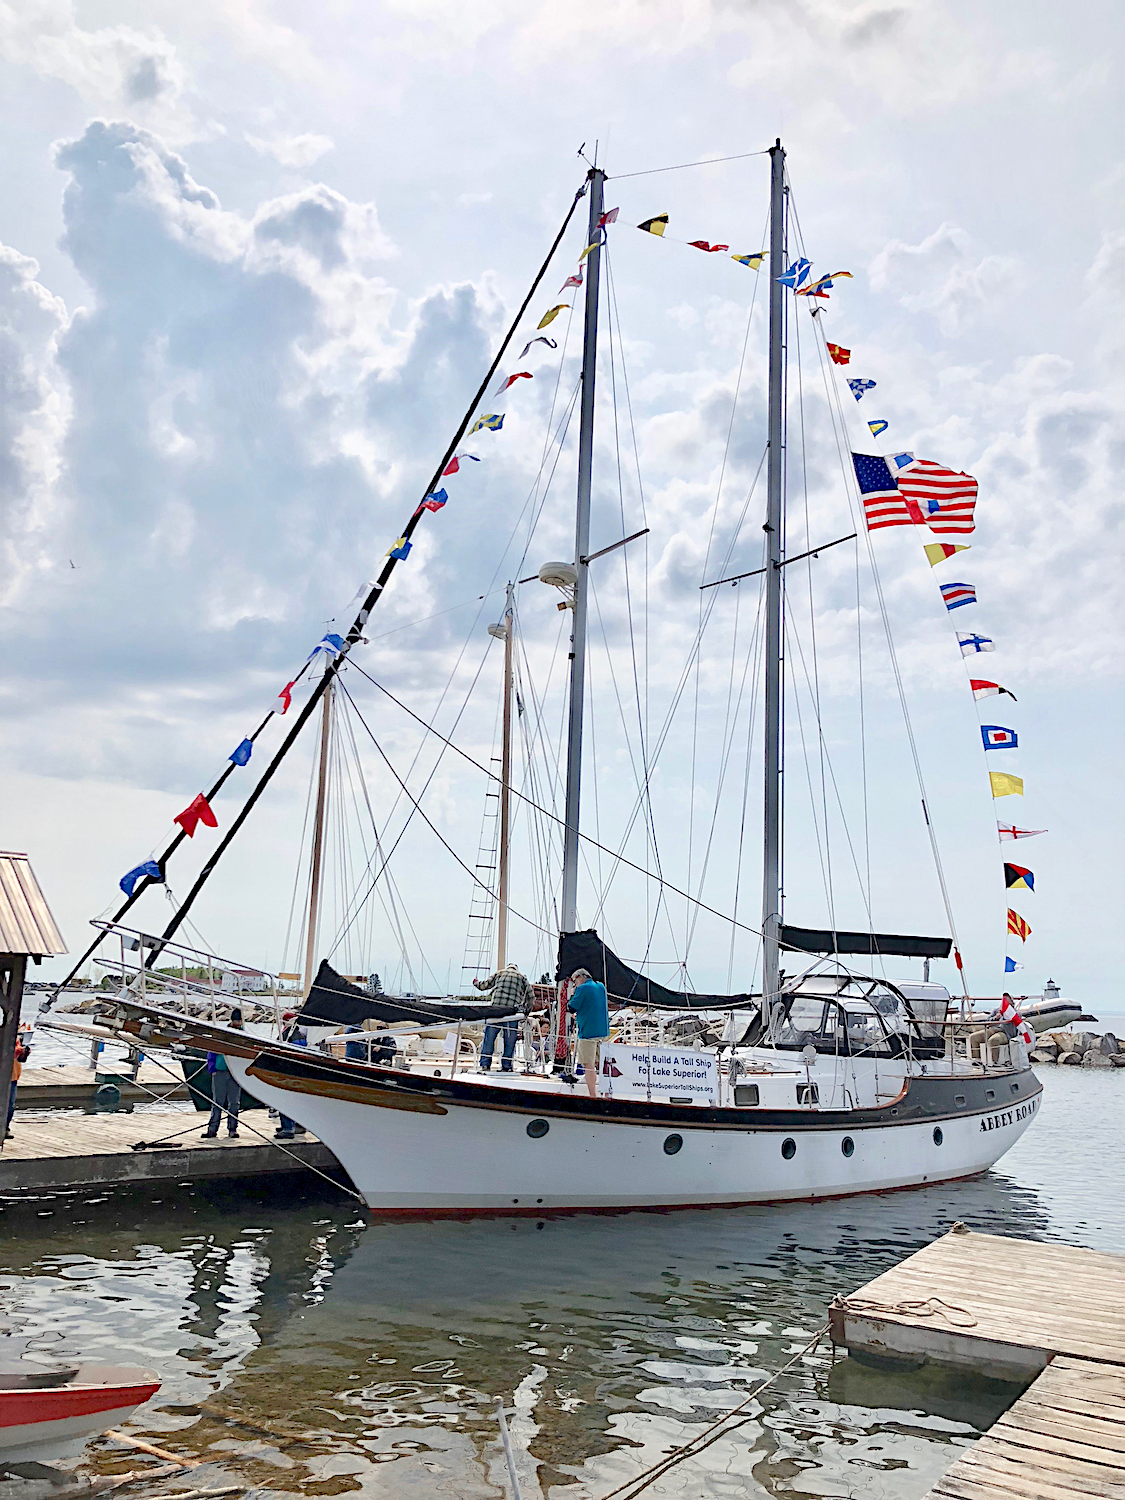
[2,1064,1122,1499]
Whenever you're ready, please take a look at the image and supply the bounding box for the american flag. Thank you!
[852,453,914,530]
[897,459,977,534]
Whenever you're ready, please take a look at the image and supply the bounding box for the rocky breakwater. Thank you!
[1030,1030,1125,1069]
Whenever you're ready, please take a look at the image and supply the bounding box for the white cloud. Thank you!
[869,223,1022,336]
[245,132,334,169]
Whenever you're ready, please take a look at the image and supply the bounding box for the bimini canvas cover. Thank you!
[296,961,521,1028]
[557,931,758,1011]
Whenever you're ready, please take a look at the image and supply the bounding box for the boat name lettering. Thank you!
[979,1096,1038,1133]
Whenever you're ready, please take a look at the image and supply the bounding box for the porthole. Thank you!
[1010,1081,1020,1094]
[663,1134,683,1155]
[526,1118,549,1139]
[933,1127,944,1146]
[781,1137,797,1160]
[986,1089,995,1101]
[954,1095,966,1107]
[841,1137,855,1158]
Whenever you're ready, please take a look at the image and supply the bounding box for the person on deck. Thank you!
[473,963,533,1072]
[202,1008,244,1139]
[3,1026,32,1142]
[276,1011,308,1141]
[567,968,610,1098]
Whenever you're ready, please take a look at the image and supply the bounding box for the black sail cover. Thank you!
[779,925,952,959]
[296,960,522,1028]
[557,931,758,1011]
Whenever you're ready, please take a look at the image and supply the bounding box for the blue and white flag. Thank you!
[307,632,346,662]
[959,633,995,656]
[1004,956,1024,973]
[776,257,812,289]
[120,859,162,897]
[982,725,1018,750]
[848,378,877,401]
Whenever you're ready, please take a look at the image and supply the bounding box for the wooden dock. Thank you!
[833,1226,1125,1497]
[0,1108,346,1193]
[16,1064,188,1108]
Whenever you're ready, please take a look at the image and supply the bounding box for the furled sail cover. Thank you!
[780,925,952,959]
[557,931,758,1011]
[296,961,521,1028]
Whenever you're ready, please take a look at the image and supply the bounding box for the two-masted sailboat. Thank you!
[49,142,1041,1211]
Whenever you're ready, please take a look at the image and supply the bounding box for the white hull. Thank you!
[229,1055,1041,1213]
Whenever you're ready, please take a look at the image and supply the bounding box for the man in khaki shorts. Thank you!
[566,967,610,1098]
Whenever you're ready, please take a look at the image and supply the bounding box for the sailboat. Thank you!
[49,141,1041,1212]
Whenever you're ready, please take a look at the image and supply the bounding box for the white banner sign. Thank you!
[600,1043,718,1103]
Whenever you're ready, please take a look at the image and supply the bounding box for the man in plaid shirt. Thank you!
[473,963,533,1071]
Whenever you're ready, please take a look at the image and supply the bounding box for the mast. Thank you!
[560,166,604,935]
[302,672,333,996]
[762,139,787,1028]
[496,582,515,969]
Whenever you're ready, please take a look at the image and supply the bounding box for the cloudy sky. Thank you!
[1,0,1121,1007]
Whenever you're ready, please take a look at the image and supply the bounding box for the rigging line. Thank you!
[792,295,835,932]
[726,586,768,992]
[131,177,593,972]
[609,149,770,180]
[788,190,967,991]
[590,446,771,921]
[785,618,834,918]
[350,664,770,941]
[337,681,556,941]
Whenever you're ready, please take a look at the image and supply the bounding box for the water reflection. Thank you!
[0,1066,1120,1498]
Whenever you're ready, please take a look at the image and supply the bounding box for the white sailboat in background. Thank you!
[45,140,1042,1212]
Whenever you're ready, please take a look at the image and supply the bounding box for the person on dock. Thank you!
[276,1011,308,1141]
[567,968,610,1099]
[202,1008,244,1139]
[4,1026,32,1142]
[472,963,533,1072]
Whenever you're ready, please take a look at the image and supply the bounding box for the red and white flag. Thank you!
[998,823,1046,841]
[897,459,977,535]
[276,679,296,715]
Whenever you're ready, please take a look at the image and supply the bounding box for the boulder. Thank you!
[1072,1031,1099,1054]
[1099,1032,1119,1056]
[1034,1039,1060,1060]
[1029,1048,1057,1065]
[1111,1054,1125,1068]
[1082,1051,1113,1069]
[1049,1031,1075,1054]
[1058,1050,1082,1065]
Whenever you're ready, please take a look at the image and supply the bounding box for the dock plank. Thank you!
[922,1357,1125,1498]
[0,1108,349,1193]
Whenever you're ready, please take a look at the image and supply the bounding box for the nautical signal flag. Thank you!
[959,634,995,655]
[688,240,729,253]
[998,823,1045,840]
[598,207,619,227]
[972,679,1016,701]
[939,581,977,610]
[469,413,505,433]
[868,420,889,438]
[442,453,481,477]
[637,214,669,236]
[559,271,583,290]
[537,306,568,329]
[1004,864,1035,891]
[120,859,162,897]
[982,725,1018,749]
[848,378,876,400]
[417,489,448,513]
[827,343,850,365]
[276,680,296,715]
[388,537,412,560]
[732,252,766,269]
[307,633,345,662]
[896,459,977,535]
[1004,957,1024,973]
[495,372,533,395]
[777,257,812,289]
[229,739,252,767]
[517,337,556,360]
[990,771,1024,798]
[1007,909,1032,942]
[175,793,218,839]
[798,270,853,298]
[925,542,970,566]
